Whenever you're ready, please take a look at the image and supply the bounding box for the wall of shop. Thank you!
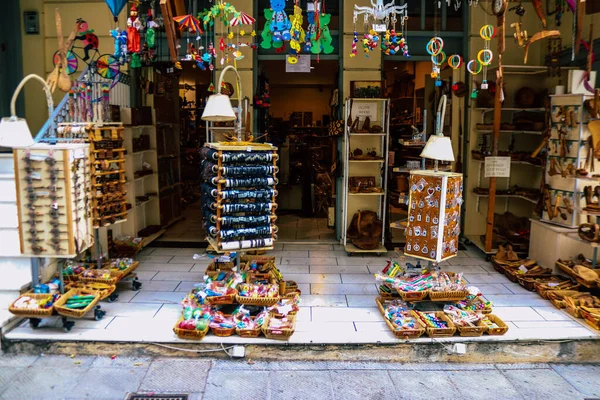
[18,0,126,134]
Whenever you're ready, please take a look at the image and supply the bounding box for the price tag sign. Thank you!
[484,156,511,178]
[286,55,311,73]
[373,24,387,32]
[351,102,378,120]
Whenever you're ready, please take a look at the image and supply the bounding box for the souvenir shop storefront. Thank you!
[1,0,600,349]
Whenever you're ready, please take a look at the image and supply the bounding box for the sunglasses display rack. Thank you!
[13,144,94,258]
[404,170,464,263]
[201,143,279,252]
[88,123,129,228]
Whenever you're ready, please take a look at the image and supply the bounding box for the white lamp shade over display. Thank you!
[0,117,34,147]
[201,93,237,122]
[0,74,54,148]
[420,135,455,162]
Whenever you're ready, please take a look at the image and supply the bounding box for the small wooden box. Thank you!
[404,170,463,263]
[13,144,93,258]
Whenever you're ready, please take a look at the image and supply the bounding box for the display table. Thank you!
[529,219,595,269]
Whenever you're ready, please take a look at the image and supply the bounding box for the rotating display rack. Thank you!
[201,143,279,252]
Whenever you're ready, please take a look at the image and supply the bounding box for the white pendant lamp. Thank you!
[201,65,241,123]
[420,94,455,170]
[0,74,54,148]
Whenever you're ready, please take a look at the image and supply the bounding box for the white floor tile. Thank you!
[311,307,381,322]
[284,244,333,251]
[279,259,310,266]
[135,255,174,263]
[513,321,581,329]
[278,265,310,274]
[485,295,548,307]
[151,272,204,281]
[440,265,490,274]
[118,280,179,292]
[299,295,347,307]
[270,251,310,258]
[175,281,201,292]
[283,273,341,284]
[311,283,378,295]
[504,284,535,295]
[354,322,388,332]
[129,291,185,304]
[472,284,514,295]
[448,258,492,266]
[492,307,546,321]
[99,303,163,319]
[310,251,348,258]
[137,263,194,272]
[310,265,370,274]
[151,248,205,257]
[336,257,388,267]
[134,271,159,280]
[167,256,198,264]
[463,274,511,284]
[346,295,378,307]
[533,307,574,321]
[295,321,355,333]
[340,274,376,284]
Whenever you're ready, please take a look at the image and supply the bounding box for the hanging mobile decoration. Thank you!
[381,13,409,57]
[350,27,358,57]
[478,24,495,89]
[448,54,463,91]
[288,3,306,62]
[353,1,408,57]
[426,37,444,87]
[310,1,334,55]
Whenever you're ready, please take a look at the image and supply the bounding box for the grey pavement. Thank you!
[0,355,599,400]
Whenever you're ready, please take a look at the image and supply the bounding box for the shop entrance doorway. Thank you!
[259,60,339,243]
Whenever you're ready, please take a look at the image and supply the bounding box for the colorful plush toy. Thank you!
[269,0,291,42]
[127,3,142,53]
[260,8,275,49]
[312,12,333,54]
[289,5,305,55]
[110,28,128,63]
[303,7,316,52]
[75,20,99,61]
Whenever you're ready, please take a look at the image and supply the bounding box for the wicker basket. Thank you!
[580,307,600,331]
[111,261,139,280]
[516,274,558,292]
[235,317,262,338]
[235,295,280,306]
[67,282,116,301]
[547,290,582,309]
[205,290,237,305]
[491,259,506,274]
[395,289,429,302]
[457,296,492,314]
[413,311,457,338]
[54,289,101,319]
[375,297,426,339]
[535,278,580,299]
[556,260,600,288]
[79,269,121,285]
[378,284,400,298]
[484,314,509,335]
[565,296,583,318]
[456,320,487,337]
[429,289,470,302]
[112,241,143,258]
[8,293,64,318]
[211,325,236,337]
[262,314,296,340]
[173,317,209,340]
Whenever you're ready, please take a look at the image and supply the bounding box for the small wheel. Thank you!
[62,319,75,332]
[376,252,382,257]
[463,238,472,245]
[107,293,119,303]
[94,306,106,321]
[347,252,353,257]
[485,255,492,262]
[30,318,41,329]
[132,279,142,291]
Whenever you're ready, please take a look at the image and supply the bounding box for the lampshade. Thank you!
[201,93,236,122]
[0,74,53,148]
[0,118,34,147]
[420,135,455,162]
[201,65,242,123]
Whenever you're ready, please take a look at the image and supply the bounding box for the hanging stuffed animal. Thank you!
[289,5,305,55]
[304,7,316,52]
[312,12,334,54]
[269,0,291,42]
[127,3,142,54]
[145,9,158,49]
[110,28,128,63]
[75,20,99,62]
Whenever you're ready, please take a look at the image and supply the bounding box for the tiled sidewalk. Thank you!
[4,244,599,344]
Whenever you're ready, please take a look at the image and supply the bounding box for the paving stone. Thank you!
[151,271,204,281]
[447,258,492,266]
[341,274,377,284]
[492,307,545,321]
[139,359,211,393]
[502,368,584,400]
[485,294,548,307]
[119,280,179,292]
[533,307,573,321]
[70,367,147,399]
[389,371,462,399]
[310,265,370,274]
[299,295,347,307]
[331,370,397,400]
[270,370,334,400]
[91,356,152,368]
[346,295,379,307]
[0,367,85,400]
[135,255,173,263]
[336,257,386,266]
[284,245,333,251]
[0,354,38,367]
[0,367,23,397]
[32,355,96,368]
[447,370,523,400]
[129,291,185,304]
[203,370,268,400]
[551,364,600,397]
[311,307,380,322]
[463,273,511,284]
[495,363,551,370]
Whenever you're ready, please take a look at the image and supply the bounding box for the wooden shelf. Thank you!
[349,159,385,163]
[349,191,385,196]
[472,193,539,204]
[476,130,544,135]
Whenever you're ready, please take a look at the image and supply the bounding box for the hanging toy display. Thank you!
[426,37,445,87]
[288,3,306,61]
[309,1,334,56]
[352,1,409,58]
[448,54,463,93]
[110,28,128,65]
[127,4,142,54]
[271,0,292,43]
[478,25,495,89]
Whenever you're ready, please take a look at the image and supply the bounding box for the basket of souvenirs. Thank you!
[376,297,426,339]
